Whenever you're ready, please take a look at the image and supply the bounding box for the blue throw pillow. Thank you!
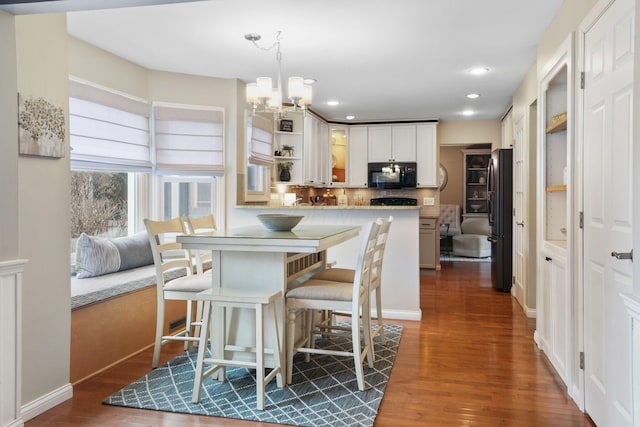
[111,232,154,271]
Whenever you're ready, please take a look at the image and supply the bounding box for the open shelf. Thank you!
[545,113,567,133]
[546,185,567,192]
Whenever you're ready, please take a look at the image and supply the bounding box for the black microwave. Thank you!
[368,162,417,189]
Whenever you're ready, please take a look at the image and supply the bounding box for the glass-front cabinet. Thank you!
[330,126,348,185]
[462,148,491,216]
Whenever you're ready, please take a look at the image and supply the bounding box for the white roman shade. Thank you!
[248,113,274,166]
[69,79,151,171]
[153,103,225,176]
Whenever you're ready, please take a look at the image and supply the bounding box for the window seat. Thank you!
[70,265,185,310]
[70,261,210,384]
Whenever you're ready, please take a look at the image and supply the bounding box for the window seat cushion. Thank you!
[71,265,183,310]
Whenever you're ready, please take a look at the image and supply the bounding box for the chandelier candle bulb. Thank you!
[246,83,259,104]
[256,77,273,99]
[268,89,281,109]
[300,84,312,106]
[288,77,305,100]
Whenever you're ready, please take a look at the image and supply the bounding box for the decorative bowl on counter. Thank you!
[470,203,482,212]
[257,214,304,232]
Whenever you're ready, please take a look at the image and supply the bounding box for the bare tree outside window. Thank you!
[70,171,128,239]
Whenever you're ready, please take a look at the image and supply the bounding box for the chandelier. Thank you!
[245,31,312,116]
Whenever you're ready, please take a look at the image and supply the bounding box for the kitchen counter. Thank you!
[229,206,422,320]
[236,204,420,211]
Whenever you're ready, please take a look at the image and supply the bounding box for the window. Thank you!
[160,177,219,220]
[69,170,148,275]
[245,112,273,202]
[68,78,226,274]
[70,171,129,238]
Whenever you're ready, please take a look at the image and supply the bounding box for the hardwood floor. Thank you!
[27,261,594,426]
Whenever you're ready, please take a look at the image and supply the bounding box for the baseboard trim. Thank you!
[533,330,541,348]
[21,383,73,422]
[526,307,537,318]
[380,308,422,321]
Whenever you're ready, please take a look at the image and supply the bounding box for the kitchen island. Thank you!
[232,204,424,320]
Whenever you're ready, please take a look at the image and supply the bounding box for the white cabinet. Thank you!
[419,217,436,269]
[367,125,416,162]
[348,126,368,187]
[501,108,514,149]
[416,123,437,187]
[536,247,570,385]
[303,113,330,186]
[329,126,348,186]
[391,125,417,161]
[535,39,572,391]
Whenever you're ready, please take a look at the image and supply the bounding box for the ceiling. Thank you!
[5,0,564,123]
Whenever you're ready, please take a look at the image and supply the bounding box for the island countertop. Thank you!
[229,206,423,320]
[236,204,421,211]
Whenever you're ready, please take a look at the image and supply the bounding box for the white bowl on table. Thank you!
[257,214,304,232]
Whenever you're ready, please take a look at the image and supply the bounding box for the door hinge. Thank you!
[512,275,515,284]
[580,71,585,89]
[513,207,516,216]
[580,351,585,370]
[579,211,584,229]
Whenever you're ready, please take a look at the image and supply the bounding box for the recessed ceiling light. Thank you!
[345,115,355,120]
[466,93,480,99]
[468,67,490,75]
[461,110,475,116]
[327,100,340,106]
[303,78,317,85]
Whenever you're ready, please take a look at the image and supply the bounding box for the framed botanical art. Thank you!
[18,93,66,158]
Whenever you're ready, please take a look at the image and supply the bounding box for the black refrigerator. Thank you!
[487,148,513,292]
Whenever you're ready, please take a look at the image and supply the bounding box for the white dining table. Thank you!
[177,224,361,375]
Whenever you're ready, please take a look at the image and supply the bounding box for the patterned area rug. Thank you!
[104,324,403,427]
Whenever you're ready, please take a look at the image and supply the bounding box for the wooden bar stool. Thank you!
[191,287,283,410]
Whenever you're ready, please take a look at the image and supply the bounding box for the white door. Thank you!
[583,0,634,425]
[512,116,526,307]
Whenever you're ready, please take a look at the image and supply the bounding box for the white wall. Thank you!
[537,0,599,74]
[0,11,19,261]
[15,13,72,409]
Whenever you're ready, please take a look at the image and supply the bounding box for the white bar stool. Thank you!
[191,287,283,410]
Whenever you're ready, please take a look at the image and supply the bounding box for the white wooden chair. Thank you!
[191,287,283,410]
[310,216,393,348]
[285,219,381,391]
[183,214,217,275]
[144,217,212,368]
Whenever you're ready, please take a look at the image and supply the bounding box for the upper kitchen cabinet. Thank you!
[416,123,438,187]
[303,112,330,186]
[329,125,348,186]
[348,126,368,187]
[368,125,417,162]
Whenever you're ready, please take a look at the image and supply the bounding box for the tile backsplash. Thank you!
[266,185,440,216]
